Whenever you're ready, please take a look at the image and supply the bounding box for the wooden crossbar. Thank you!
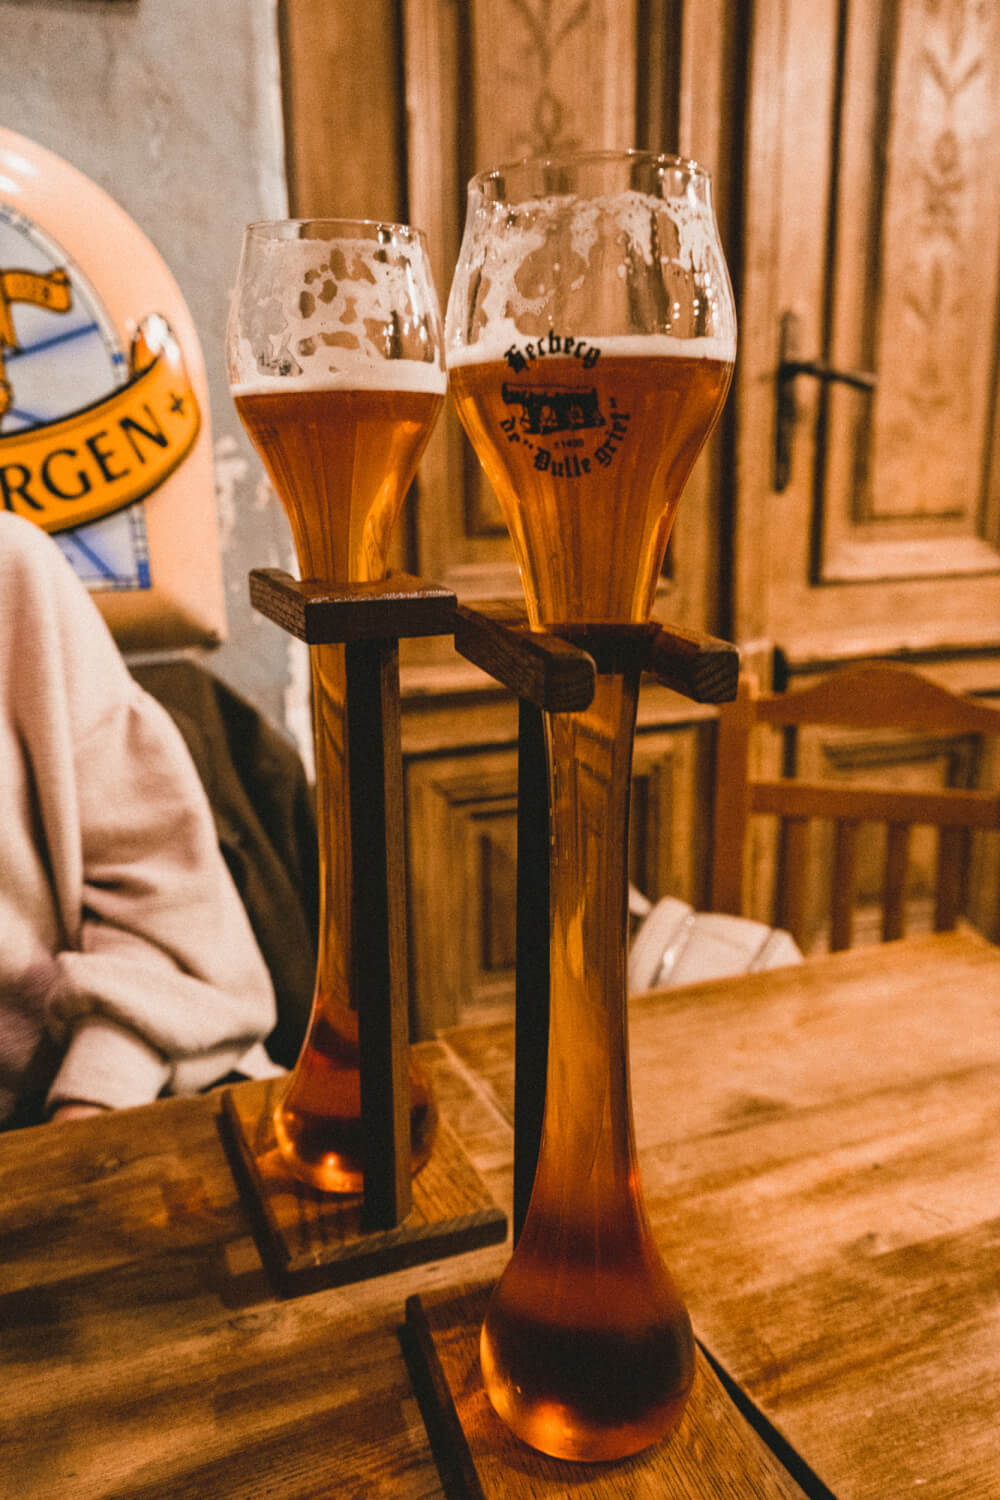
[751,779,1000,829]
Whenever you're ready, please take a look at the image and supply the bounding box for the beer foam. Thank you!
[230,232,446,390]
[446,331,734,368]
[446,187,736,364]
[231,361,446,398]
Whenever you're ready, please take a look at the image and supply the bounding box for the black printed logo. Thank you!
[498,333,630,476]
[501,382,605,435]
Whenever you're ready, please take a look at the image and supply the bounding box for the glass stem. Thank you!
[534,666,644,1242]
[480,663,694,1461]
[273,639,436,1194]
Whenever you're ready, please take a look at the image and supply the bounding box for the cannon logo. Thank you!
[502,382,605,436]
[499,332,631,477]
[0,263,200,534]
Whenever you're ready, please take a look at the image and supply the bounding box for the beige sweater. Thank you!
[0,513,277,1122]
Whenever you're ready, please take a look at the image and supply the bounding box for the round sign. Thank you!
[0,128,224,647]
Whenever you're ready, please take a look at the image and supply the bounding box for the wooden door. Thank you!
[737,0,1000,677]
[279,0,743,641]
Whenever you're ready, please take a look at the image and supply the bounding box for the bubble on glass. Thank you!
[230,229,446,395]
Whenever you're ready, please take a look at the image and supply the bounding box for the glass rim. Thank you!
[243,216,429,245]
[468,148,711,194]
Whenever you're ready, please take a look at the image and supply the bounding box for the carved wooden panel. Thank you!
[405,713,708,1035]
[406,748,519,1035]
[738,0,1000,667]
[279,0,404,222]
[821,0,1000,582]
[404,0,637,598]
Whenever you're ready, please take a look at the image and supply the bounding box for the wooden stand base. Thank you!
[402,1283,809,1500]
[222,1079,507,1295]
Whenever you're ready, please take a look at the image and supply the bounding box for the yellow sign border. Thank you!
[0,320,201,534]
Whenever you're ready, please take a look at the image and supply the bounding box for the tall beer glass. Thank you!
[228,220,445,1193]
[446,154,736,1460]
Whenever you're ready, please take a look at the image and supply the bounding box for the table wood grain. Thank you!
[444,929,1000,1500]
[2,930,998,1498]
[405,1284,810,1499]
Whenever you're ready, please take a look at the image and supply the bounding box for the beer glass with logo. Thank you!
[446,153,736,1460]
[228,220,446,1193]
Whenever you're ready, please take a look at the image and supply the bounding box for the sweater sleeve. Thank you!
[45,681,279,1111]
[0,514,277,1114]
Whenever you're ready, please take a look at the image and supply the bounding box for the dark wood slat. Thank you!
[346,637,411,1228]
[545,620,739,703]
[830,819,860,951]
[646,622,740,703]
[452,603,595,712]
[753,778,1000,828]
[934,826,967,931]
[710,676,756,914]
[401,1291,489,1500]
[882,822,909,941]
[454,606,739,709]
[776,816,810,940]
[249,568,457,643]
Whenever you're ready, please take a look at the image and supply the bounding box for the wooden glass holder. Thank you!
[451,604,740,1243]
[402,608,767,1499]
[223,568,509,1293]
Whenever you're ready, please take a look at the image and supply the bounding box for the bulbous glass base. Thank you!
[480,1205,695,1461]
[272,997,437,1194]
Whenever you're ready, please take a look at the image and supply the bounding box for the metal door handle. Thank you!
[774,309,877,491]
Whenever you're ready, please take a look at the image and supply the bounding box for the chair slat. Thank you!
[882,823,910,942]
[831,820,860,951]
[934,827,967,931]
[711,677,757,915]
[776,816,809,942]
[752,779,1000,830]
[710,665,1000,956]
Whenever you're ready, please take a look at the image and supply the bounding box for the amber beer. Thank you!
[451,338,732,1459]
[233,382,444,584]
[234,375,444,1193]
[449,343,733,625]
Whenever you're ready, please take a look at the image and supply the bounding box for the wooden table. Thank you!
[2,931,998,1498]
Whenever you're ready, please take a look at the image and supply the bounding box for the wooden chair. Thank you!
[710,663,1000,952]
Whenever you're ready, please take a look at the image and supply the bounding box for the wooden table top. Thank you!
[3,930,998,1498]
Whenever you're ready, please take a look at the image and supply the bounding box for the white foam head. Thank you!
[446,170,736,367]
[228,223,446,394]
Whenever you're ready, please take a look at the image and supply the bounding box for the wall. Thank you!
[0,0,305,739]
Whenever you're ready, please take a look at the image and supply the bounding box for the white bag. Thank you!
[628,892,802,993]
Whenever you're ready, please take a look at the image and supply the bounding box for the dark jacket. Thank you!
[131,660,318,1069]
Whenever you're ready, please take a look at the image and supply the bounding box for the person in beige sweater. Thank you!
[0,512,277,1128]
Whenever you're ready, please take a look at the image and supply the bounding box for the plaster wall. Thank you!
[0,0,308,744]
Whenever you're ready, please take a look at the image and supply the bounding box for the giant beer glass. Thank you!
[446,154,736,1460]
[227,220,445,1193]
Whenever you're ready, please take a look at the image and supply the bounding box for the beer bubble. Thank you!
[230,229,446,394]
[447,184,736,366]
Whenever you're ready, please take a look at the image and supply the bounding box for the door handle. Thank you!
[774,309,877,492]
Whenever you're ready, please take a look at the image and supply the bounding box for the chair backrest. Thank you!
[710,663,1000,952]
